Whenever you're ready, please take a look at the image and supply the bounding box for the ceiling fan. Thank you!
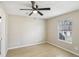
[20,1,50,16]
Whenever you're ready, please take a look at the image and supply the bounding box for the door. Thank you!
[0,16,7,57]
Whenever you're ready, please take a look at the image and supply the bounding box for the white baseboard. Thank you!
[8,42,46,50]
[47,41,79,56]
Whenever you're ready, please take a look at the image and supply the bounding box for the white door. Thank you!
[0,16,7,57]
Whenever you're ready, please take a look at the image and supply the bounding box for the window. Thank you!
[58,19,72,44]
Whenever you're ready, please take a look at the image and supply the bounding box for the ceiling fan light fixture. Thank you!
[33,10,37,13]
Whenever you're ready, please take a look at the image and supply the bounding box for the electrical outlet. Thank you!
[74,47,79,50]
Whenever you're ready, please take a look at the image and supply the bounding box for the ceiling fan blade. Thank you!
[20,9,32,10]
[31,1,35,4]
[38,8,50,10]
[31,1,35,6]
[31,1,36,10]
[36,5,38,9]
[37,11,43,16]
[29,11,33,16]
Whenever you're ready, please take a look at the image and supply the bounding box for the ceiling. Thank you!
[1,1,79,19]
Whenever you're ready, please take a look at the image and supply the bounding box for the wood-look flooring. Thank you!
[6,43,78,57]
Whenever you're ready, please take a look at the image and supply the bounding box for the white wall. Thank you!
[8,15,46,49]
[47,10,79,56]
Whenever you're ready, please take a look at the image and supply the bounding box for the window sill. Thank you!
[58,39,72,44]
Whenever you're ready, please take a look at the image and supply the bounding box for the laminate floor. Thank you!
[6,43,78,57]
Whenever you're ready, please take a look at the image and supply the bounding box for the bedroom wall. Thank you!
[47,10,79,56]
[8,15,46,49]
